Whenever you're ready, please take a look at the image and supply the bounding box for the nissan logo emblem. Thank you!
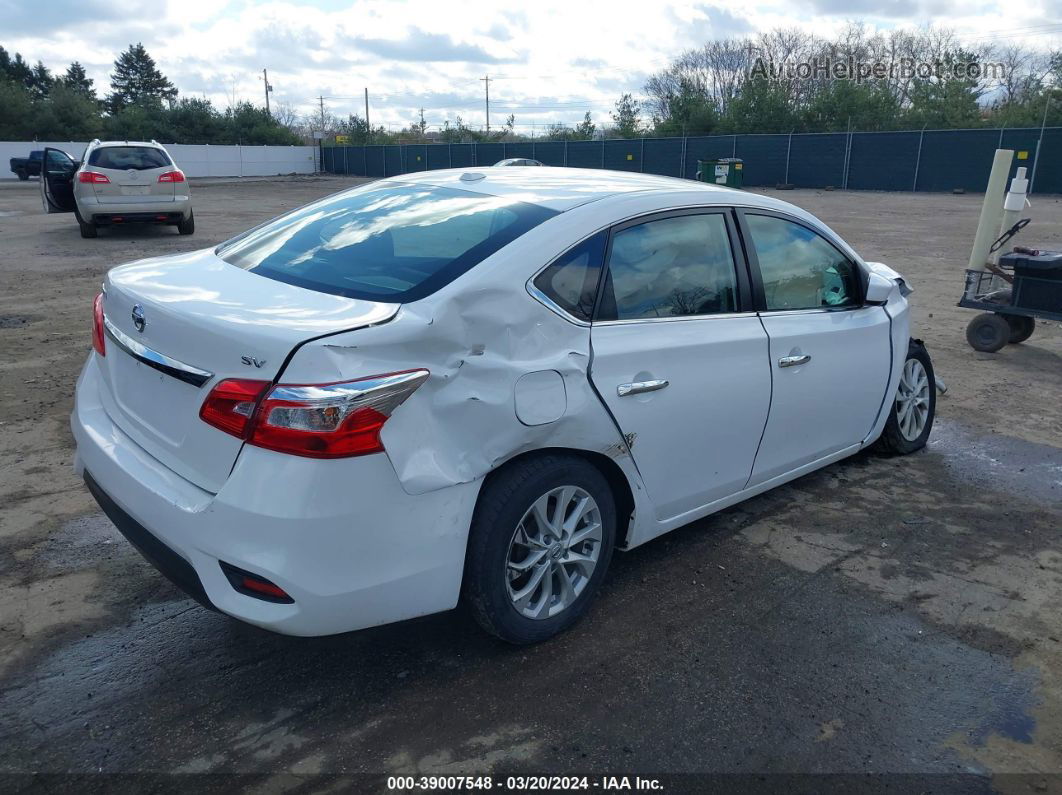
[131,304,146,333]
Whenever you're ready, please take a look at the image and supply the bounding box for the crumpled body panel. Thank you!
[275,195,659,544]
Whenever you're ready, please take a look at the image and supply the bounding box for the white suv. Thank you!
[41,140,194,238]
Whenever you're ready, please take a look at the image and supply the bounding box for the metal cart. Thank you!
[959,250,1062,352]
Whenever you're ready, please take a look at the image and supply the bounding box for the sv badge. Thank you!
[241,356,267,368]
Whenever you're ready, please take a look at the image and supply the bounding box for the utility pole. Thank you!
[262,68,272,114]
[364,88,370,129]
[480,74,492,134]
[318,95,325,132]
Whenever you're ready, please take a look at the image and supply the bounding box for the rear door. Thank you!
[40,148,77,213]
[739,210,891,486]
[588,209,772,522]
[85,145,176,205]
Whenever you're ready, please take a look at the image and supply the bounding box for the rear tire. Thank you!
[16,168,28,181]
[966,312,1010,353]
[75,208,97,239]
[463,454,616,644]
[177,211,195,236]
[1005,315,1035,344]
[877,340,935,455]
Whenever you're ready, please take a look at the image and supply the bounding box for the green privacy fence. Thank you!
[321,127,1062,194]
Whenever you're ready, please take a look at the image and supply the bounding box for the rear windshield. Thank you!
[218,182,557,302]
[88,146,171,170]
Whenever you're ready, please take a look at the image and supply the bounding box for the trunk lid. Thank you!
[98,248,398,493]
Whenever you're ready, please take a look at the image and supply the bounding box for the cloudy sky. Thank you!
[3,0,1061,133]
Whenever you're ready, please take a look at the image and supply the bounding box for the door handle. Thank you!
[778,354,811,368]
[617,379,669,397]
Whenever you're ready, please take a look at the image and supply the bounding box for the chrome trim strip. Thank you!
[525,282,592,327]
[103,316,214,388]
[594,311,758,326]
[757,306,867,317]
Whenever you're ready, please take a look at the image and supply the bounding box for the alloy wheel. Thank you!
[895,358,930,442]
[505,486,603,620]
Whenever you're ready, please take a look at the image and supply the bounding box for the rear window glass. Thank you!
[88,146,171,170]
[219,182,557,302]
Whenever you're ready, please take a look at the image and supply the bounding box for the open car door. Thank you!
[40,148,77,214]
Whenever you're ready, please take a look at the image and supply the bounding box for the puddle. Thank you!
[928,420,1062,504]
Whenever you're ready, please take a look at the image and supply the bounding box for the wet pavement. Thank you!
[2,421,1059,786]
[2,181,1061,788]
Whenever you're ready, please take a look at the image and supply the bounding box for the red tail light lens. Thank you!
[78,171,110,184]
[199,370,429,458]
[199,379,269,437]
[92,293,106,357]
[158,170,185,183]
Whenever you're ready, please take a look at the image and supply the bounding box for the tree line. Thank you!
[4,24,1061,147]
[338,24,1062,144]
[0,43,300,145]
[640,24,1062,137]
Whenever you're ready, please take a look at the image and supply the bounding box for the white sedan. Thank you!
[72,168,935,644]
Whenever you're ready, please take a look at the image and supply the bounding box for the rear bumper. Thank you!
[78,194,191,221]
[72,354,481,636]
[82,470,216,611]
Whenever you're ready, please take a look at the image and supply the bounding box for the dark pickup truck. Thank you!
[10,150,43,180]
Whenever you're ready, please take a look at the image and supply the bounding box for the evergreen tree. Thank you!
[62,62,95,97]
[0,49,34,88]
[574,111,596,140]
[108,43,177,112]
[611,93,642,138]
[29,60,53,100]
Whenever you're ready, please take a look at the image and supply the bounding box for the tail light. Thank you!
[158,170,185,183]
[78,171,110,183]
[199,379,268,437]
[92,293,106,356]
[199,370,429,458]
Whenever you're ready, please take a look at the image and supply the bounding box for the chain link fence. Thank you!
[322,126,1062,194]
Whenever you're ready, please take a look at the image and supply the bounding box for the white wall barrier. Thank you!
[1,141,319,180]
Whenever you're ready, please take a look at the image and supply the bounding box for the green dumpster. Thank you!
[696,157,743,188]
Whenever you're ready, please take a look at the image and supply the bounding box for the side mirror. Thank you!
[864,271,894,305]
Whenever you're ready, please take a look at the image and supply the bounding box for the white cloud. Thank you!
[3,0,1059,134]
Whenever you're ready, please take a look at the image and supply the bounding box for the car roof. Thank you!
[387,166,771,212]
[91,140,167,149]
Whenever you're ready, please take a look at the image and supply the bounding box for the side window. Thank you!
[532,232,606,322]
[746,214,860,311]
[598,213,737,321]
[45,150,74,170]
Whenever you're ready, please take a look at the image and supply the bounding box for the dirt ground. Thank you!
[1,176,1061,788]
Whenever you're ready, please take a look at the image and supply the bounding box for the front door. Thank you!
[740,211,892,486]
[40,148,77,214]
[589,210,772,522]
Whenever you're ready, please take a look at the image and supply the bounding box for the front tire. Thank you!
[966,312,1010,352]
[177,211,195,236]
[877,340,935,455]
[463,454,616,644]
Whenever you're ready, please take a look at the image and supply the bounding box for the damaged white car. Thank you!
[72,168,935,644]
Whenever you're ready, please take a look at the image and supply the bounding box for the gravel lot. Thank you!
[1,175,1061,787]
